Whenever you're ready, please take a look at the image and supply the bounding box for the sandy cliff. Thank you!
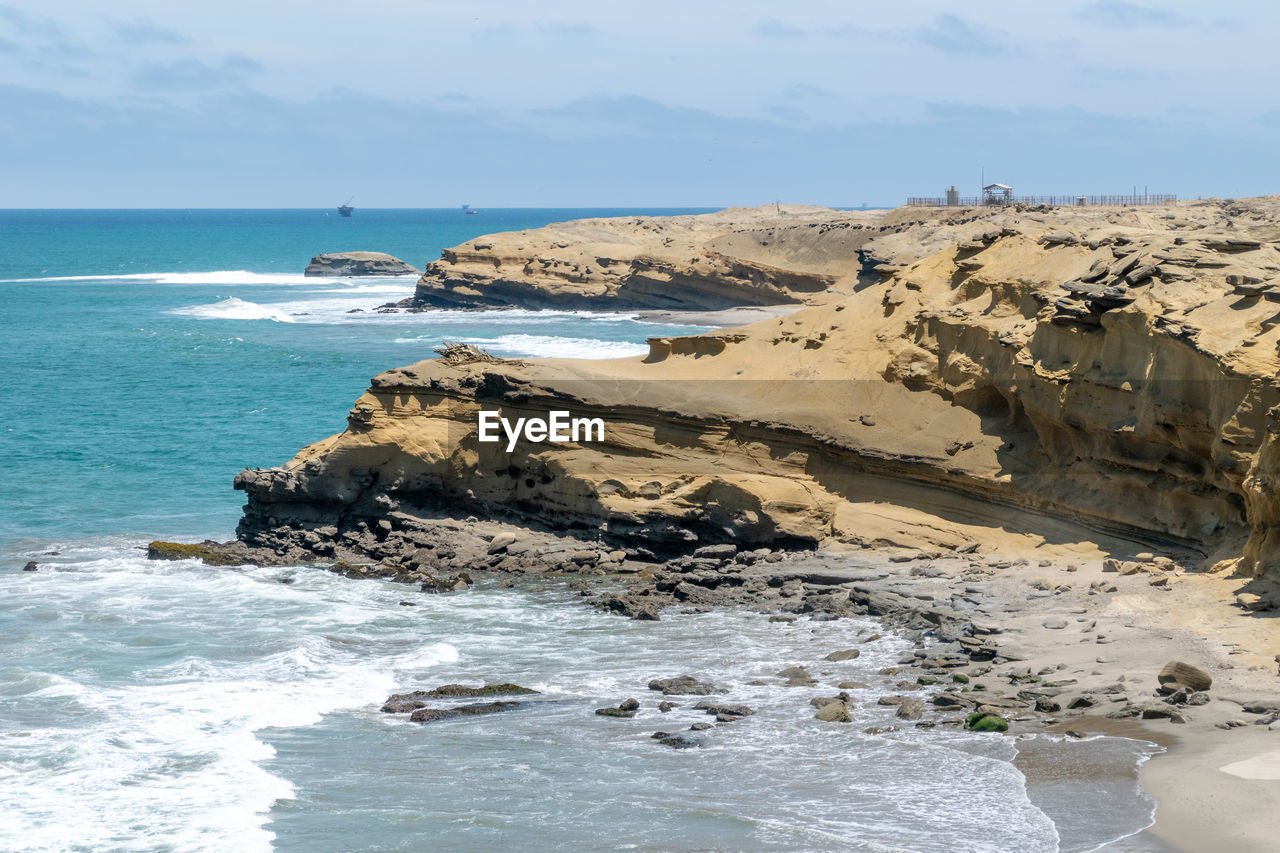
[405,205,882,310]
[243,198,1280,580]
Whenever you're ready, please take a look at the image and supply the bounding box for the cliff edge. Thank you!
[244,198,1280,580]
[405,205,883,310]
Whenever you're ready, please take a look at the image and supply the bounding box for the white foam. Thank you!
[0,553,460,852]
[404,333,648,359]
[171,297,297,323]
[310,282,418,295]
[396,308,639,325]
[0,545,1152,852]
[0,268,335,285]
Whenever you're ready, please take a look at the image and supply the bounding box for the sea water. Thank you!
[0,210,1157,852]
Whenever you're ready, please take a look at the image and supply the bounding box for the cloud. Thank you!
[782,83,835,102]
[755,17,806,39]
[0,4,90,58]
[0,4,65,38]
[133,53,262,90]
[1078,1,1187,28]
[530,94,765,140]
[763,103,810,122]
[0,83,1274,207]
[114,19,189,45]
[914,14,1006,56]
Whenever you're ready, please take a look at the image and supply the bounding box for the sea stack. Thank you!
[304,251,421,277]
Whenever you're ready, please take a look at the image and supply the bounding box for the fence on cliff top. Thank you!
[905,194,1177,208]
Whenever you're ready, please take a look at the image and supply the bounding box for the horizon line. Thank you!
[0,204,892,212]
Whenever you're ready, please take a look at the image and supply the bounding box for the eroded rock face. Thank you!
[240,198,1280,580]
[406,206,869,310]
[305,252,420,277]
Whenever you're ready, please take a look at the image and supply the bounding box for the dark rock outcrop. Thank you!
[409,700,521,723]
[647,675,725,696]
[305,252,420,277]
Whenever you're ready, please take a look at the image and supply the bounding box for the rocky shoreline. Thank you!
[153,198,1280,850]
[150,513,1280,847]
[149,512,1279,740]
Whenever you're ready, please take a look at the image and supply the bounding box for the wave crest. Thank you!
[171,297,297,323]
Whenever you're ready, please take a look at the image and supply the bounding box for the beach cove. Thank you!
[1,206,1234,851]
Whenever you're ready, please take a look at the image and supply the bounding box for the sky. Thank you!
[1,1,1276,207]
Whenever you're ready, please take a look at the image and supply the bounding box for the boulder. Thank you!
[383,683,536,710]
[693,701,754,720]
[776,666,816,686]
[597,594,661,621]
[823,649,861,662]
[596,698,640,718]
[1157,661,1212,693]
[410,700,521,723]
[304,251,421,277]
[381,698,427,713]
[811,693,850,709]
[647,675,725,695]
[896,697,924,720]
[1236,592,1275,611]
[815,702,852,722]
[487,532,518,554]
[420,572,472,593]
[965,712,1009,733]
[1241,700,1280,714]
[1141,706,1189,724]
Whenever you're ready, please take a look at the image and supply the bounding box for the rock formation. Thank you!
[404,205,875,310]
[241,198,1280,580]
[305,251,420,277]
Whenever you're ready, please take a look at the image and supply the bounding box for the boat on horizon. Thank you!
[338,196,355,217]
[462,204,480,215]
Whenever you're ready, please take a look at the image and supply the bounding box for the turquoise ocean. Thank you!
[1,209,1158,852]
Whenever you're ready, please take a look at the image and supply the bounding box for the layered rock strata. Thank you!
[245,198,1280,579]
[405,205,878,310]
